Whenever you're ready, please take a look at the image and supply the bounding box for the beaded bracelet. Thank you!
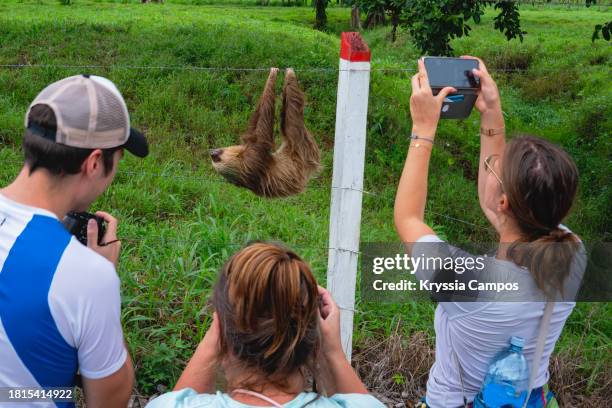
[409,133,435,145]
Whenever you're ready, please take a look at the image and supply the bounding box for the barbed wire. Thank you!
[0,63,600,74]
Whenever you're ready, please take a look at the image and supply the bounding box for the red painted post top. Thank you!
[339,32,371,62]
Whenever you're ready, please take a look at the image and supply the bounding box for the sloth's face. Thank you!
[209,145,248,184]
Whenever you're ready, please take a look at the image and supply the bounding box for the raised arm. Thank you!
[462,56,506,215]
[394,58,456,243]
[242,68,279,149]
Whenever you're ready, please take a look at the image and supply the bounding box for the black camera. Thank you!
[63,211,106,246]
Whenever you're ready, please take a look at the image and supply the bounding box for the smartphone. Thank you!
[423,57,479,119]
[63,211,106,246]
[423,57,479,89]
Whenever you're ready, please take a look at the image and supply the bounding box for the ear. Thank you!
[498,193,510,213]
[81,149,104,177]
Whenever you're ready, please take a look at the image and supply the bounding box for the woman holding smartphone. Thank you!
[395,58,584,407]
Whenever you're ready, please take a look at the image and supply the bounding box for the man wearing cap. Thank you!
[0,75,148,407]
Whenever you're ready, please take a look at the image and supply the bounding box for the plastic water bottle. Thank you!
[474,336,529,408]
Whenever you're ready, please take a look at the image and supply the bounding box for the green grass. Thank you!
[0,0,610,395]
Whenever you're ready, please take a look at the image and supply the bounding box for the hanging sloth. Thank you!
[209,68,321,198]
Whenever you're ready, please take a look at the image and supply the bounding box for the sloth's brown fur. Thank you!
[210,68,321,198]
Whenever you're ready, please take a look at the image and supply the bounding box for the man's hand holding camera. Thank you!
[87,211,121,267]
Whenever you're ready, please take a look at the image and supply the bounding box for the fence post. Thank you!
[327,32,371,360]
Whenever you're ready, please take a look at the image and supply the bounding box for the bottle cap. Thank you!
[510,336,525,349]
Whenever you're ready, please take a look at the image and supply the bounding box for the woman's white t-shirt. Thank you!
[413,232,586,408]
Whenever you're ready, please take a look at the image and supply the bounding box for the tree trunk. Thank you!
[314,0,327,30]
[364,9,385,29]
[390,11,399,42]
[351,5,362,30]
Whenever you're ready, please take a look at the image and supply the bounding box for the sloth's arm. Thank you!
[242,68,278,149]
[280,68,308,152]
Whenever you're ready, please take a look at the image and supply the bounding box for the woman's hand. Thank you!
[174,312,221,393]
[198,312,221,357]
[318,285,343,358]
[410,58,456,137]
[462,56,501,115]
[316,286,369,395]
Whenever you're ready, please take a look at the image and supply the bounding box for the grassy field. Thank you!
[0,0,610,403]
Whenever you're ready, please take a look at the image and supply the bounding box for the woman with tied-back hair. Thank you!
[395,57,585,408]
[147,242,385,408]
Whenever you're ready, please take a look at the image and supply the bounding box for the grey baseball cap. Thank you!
[25,74,148,158]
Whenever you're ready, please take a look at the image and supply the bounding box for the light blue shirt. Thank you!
[146,389,385,408]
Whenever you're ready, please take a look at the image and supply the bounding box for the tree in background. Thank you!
[351,2,362,29]
[354,0,525,55]
[344,0,363,29]
[361,0,386,28]
[356,0,608,55]
[314,0,329,29]
[402,0,526,56]
[359,0,409,41]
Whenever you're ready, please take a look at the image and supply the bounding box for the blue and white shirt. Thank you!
[0,193,127,408]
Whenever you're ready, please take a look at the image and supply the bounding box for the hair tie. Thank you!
[549,228,569,241]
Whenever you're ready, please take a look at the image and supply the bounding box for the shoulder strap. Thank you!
[452,349,469,408]
[521,301,554,408]
[452,302,555,408]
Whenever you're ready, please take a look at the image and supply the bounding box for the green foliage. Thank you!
[392,372,406,385]
[358,0,526,56]
[399,0,487,55]
[493,1,526,41]
[518,69,579,101]
[360,0,607,54]
[58,0,72,4]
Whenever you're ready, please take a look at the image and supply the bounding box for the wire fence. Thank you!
[0,63,600,74]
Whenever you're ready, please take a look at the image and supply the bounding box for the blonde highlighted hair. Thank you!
[212,241,321,391]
